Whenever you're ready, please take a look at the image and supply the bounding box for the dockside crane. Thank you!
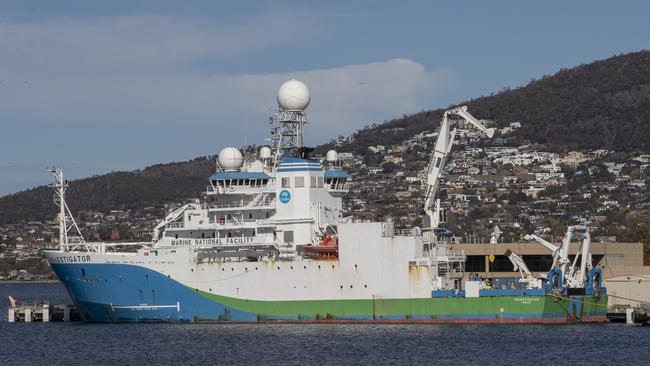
[423,106,495,230]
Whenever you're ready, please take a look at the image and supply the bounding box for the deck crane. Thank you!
[152,201,201,241]
[524,226,593,288]
[423,106,495,229]
[504,249,541,289]
[524,233,563,268]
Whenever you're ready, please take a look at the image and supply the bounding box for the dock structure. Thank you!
[7,302,78,322]
[607,304,650,325]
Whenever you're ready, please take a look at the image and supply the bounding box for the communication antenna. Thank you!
[270,79,311,164]
[50,167,87,252]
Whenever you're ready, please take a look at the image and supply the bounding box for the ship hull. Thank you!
[51,263,608,324]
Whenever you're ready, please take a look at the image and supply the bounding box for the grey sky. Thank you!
[1,0,649,195]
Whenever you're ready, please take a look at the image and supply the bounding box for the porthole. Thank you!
[350,285,353,289]
[277,266,280,270]
[303,266,307,269]
[340,285,343,289]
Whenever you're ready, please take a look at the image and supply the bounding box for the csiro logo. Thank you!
[279,190,291,204]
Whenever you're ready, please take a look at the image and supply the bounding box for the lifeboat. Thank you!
[302,235,339,259]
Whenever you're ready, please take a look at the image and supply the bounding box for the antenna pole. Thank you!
[51,168,67,251]
[50,167,86,252]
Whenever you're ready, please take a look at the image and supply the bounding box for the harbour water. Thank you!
[0,282,648,365]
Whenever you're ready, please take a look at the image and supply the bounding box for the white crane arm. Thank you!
[505,249,532,276]
[423,113,455,226]
[152,202,200,242]
[445,106,495,138]
[524,234,559,252]
[423,106,493,228]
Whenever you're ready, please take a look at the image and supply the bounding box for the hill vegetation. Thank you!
[320,50,650,154]
[0,157,215,224]
[2,50,650,224]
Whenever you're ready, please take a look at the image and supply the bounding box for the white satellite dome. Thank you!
[277,79,310,111]
[259,146,272,160]
[326,150,338,162]
[218,147,243,170]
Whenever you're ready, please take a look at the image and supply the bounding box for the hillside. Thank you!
[0,157,215,224]
[319,50,650,155]
[2,50,650,224]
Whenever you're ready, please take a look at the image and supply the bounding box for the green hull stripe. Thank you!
[196,289,608,319]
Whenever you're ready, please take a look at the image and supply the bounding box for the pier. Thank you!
[607,304,650,325]
[8,302,79,322]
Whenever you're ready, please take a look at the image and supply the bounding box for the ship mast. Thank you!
[269,79,311,165]
[50,167,87,252]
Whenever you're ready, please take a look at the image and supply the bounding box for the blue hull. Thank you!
[51,263,257,322]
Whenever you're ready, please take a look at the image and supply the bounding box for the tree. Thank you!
[381,162,397,174]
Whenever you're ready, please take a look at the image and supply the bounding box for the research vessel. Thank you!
[43,79,607,323]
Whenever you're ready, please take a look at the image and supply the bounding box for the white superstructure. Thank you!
[44,80,477,304]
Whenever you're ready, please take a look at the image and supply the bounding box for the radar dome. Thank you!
[259,146,272,160]
[277,79,310,111]
[326,150,338,162]
[218,147,243,170]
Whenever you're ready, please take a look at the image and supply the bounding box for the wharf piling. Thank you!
[607,304,650,325]
[8,302,78,323]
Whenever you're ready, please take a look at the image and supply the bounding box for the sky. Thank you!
[1,0,649,195]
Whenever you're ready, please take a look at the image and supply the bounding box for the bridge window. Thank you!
[310,176,318,188]
[295,176,305,188]
[281,177,290,188]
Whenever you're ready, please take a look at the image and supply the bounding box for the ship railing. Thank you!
[206,185,275,195]
[382,225,422,237]
[59,241,149,254]
[212,219,260,226]
[166,222,184,229]
[208,199,275,210]
[437,248,466,262]
[325,186,351,194]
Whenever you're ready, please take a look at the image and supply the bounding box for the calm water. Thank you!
[0,283,648,366]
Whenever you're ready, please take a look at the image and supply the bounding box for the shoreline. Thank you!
[0,280,60,284]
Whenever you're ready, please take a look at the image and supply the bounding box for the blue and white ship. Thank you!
[43,80,607,323]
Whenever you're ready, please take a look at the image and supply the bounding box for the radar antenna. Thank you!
[270,79,311,165]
